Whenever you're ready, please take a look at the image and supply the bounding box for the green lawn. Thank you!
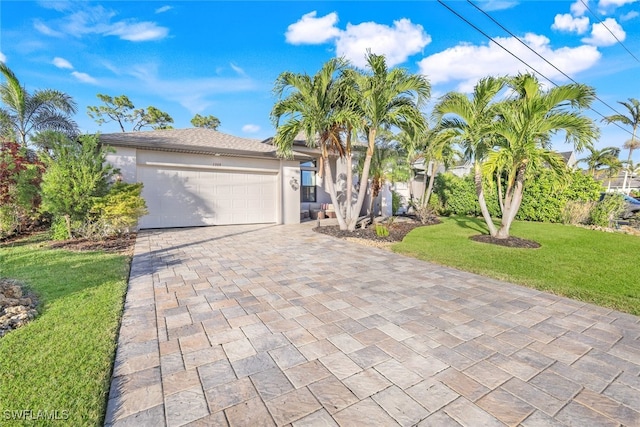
[0,234,129,427]
[393,216,640,316]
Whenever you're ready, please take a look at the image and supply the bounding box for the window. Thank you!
[300,161,317,202]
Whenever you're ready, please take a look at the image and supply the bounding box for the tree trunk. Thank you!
[495,164,526,239]
[474,162,498,236]
[323,154,348,230]
[496,171,504,214]
[422,161,438,208]
[64,214,72,240]
[347,129,377,231]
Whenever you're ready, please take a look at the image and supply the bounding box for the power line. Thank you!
[579,0,640,64]
[436,0,635,138]
[467,0,630,126]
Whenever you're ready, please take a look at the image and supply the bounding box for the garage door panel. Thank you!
[138,166,277,228]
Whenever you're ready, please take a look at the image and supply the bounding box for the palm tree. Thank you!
[486,73,598,239]
[345,52,430,231]
[602,98,640,193]
[578,146,621,177]
[356,140,398,222]
[0,63,78,146]
[270,58,357,230]
[435,76,506,236]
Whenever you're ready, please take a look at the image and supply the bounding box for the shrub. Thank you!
[433,173,500,217]
[0,140,44,238]
[562,200,596,225]
[589,194,625,227]
[88,182,148,238]
[375,223,389,237]
[40,134,114,239]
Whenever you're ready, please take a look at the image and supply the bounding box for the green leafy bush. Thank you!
[40,134,114,239]
[89,182,148,237]
[589,193,625,227]
[433,173,500,217]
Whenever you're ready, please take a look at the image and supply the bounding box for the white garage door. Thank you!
[138,166,278,228]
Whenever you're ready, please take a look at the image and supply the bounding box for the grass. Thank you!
[393,216,640,316]
[0,233,130,427]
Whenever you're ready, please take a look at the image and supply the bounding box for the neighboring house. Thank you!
[600,172,640,193]
[559,151,578,169]
[101,128,311,229]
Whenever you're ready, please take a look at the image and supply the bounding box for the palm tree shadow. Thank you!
[449,215,491,234]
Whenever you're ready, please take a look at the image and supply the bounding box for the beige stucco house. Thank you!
[101,128,311,229]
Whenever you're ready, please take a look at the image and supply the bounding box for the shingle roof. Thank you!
[99,128,279,157]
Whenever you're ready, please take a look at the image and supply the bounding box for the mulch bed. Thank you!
[48,234,137,255]
[470,234,541,248]
[314,216,439,243]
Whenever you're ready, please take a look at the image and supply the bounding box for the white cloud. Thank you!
[242,124,260,133]
[36,4,169,42]
[336,19,431,68]
[155,5,172,14]
[285,11,340,44]
[621,10,639,20]
[105,21,169,41]
[571,0,589,16]
[552,14,590,34]
[582,18,626,46]
[52,57,73,69]
[477,0,519,11]
[34,20,65,37]
[418,33,601,92]
[230,63,247,77]
[0,52,5,63]
[599,0,638,8]
[71,71,97,84]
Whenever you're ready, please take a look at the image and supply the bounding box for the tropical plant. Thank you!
[191,114,221,130]
[435,76,506,236]
[0,63,78,146]
[271,57,357,230]
[345,52,430,230]
[356,141,399,222]
[486,73,598,238]
[602,98,640,193]
[578,146,622,178]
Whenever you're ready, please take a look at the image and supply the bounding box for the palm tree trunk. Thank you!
[349,129,376,231]
[474,162,498,236]
[496,171,504,214]
[323,154,348,230]
[420,159,429,205]
[423,161,438,208]
[496,164,526,239]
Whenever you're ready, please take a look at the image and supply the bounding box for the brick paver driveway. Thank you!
[105,223,640,426]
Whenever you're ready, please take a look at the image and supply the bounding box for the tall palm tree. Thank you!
[486,73,598,239]
[578,146,621,177]
[345,52,430,231]
[602,98,640,193]
[0,63,78,146]
[435,76,506,236]
[271,58,357,230]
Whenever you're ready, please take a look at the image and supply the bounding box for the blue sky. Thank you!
[1,0,640,159]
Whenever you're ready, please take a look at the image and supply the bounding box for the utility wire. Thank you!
[436,0,635,138]
[579,0,640,63]
[467,0,630,125]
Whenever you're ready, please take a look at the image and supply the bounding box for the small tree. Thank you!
[191,114,221,130]
[39,134,114,239]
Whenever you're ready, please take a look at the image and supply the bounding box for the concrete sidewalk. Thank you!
[105,223,640,426]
